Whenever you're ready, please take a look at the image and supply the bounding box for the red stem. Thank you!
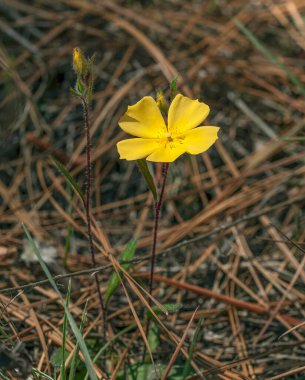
[148,162,170,298]
[82,97,107,339]
[143,162,169,358]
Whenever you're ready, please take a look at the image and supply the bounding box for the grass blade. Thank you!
[84,324,136,380]
[60,280,71,380]
[32,368,54,380]
[64,185,73,269]
[234,18,305,97]
[69,301,88,380]
[0,370,11,380]
[182,318,203,379]
[22,224,98,380]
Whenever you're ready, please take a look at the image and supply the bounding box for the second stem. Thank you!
[148,162,170,299]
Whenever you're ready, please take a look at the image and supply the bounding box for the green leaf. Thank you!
[51,348,70,369]
[182,318,202,379]
[136,160,157,202]
[116,363,164,380]
[51,157,84,202]
[116,364,190,380]
[148,322,159,354]
[146,303,182,319]
[234,19,305,98]
[22,224,98,380]
[142,322,159,366]
[105,238,137,304]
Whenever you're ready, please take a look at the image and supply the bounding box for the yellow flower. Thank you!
[117,94,219,162]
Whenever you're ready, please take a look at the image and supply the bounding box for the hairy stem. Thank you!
[148,162,169,297]
[82,97,107,339]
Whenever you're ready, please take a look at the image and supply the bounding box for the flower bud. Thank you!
[156,90,168,114]
[73,47,87,78]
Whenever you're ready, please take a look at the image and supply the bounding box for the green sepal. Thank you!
[156,89,168,114]
[137,159,157,202]
[75,78,85,96]
[70,87,81,98]
[86,54,95,104]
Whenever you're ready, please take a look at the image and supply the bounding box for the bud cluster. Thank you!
[71,47,95,103]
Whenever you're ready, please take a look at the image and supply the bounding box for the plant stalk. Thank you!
[143,162,169,359]
[82,97,107,340]
[148,162,170,298]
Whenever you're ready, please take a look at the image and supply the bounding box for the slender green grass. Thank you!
[0,369,11,380]
[234,19,305,98]
[32,368,55,380]
[182,318,203,379]
[60,280,71,380]
[64,185,74,269]
[22,223,98,380]
[69,301,88,380]
[84,324,136,380]
[0,325,13,344]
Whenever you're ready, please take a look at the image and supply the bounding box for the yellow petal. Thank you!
[168,94,210,135]
[184,126,219,155]
[119,96,167,138]
[117,138,160,160]
[146,141,186,162]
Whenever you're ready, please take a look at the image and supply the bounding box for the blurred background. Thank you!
[2,0,305,379]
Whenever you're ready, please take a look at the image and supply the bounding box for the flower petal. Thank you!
[168,94,210,134]
[184,126,219,155]
[146,141,186,162]
[117,138,160,160]
[119,96,167,138]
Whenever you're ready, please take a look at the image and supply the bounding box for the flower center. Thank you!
[166,132,173,142]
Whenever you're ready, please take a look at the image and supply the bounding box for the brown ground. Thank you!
[1,0,305,379]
